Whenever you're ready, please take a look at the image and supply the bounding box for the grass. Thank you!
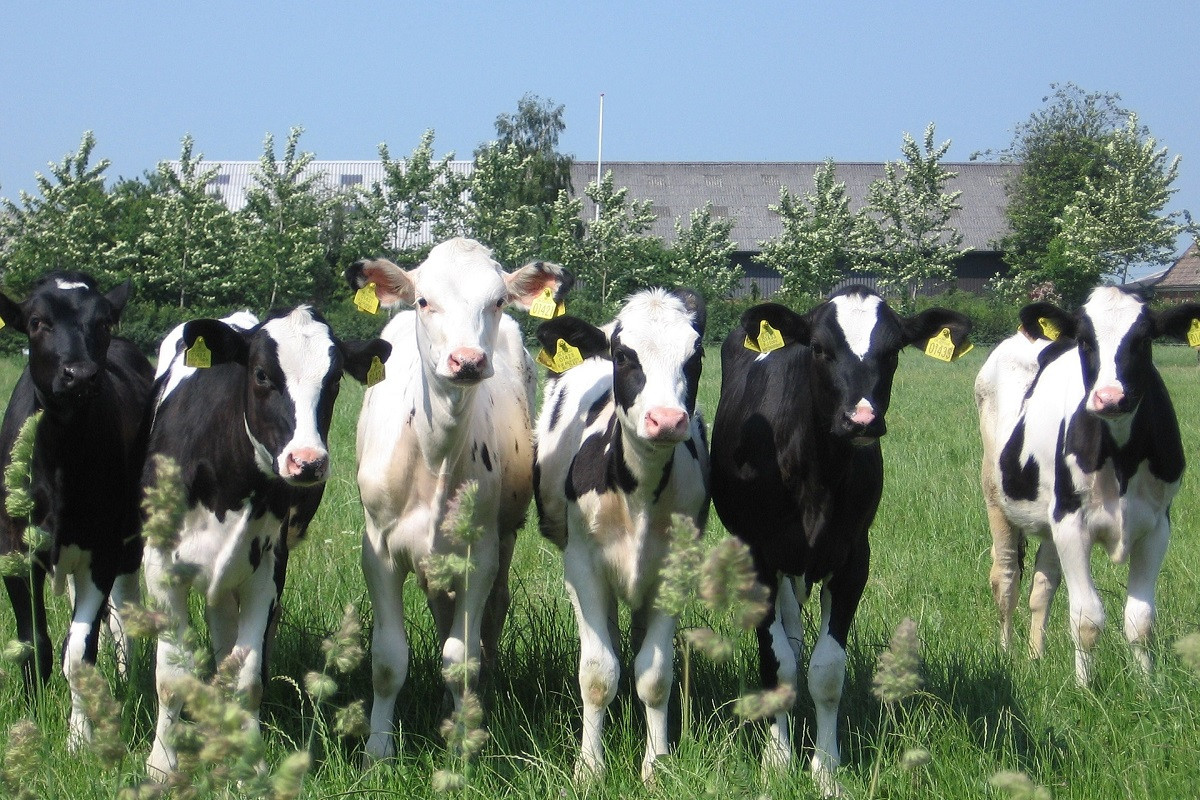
[1,341,1199,798]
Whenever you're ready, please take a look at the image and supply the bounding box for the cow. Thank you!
[976,286,1200,684]
[532,288,710,781]
[344,237,571,762]
[142,306,390,778]
[709,286,971,795]
[0,271,154,748]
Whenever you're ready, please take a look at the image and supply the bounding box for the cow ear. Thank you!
[1151,303,1200,342]
[346,258,416,308]
[0,292,27,334]
[740,303,810,346]
[340,338,393,384]
[104,279,132,323]
[536,316,609,361]
[181,319,250,366]
[505,260,574,310]
[1018,302,1076,341]
[901,307,973,350]
[669,288,707,337]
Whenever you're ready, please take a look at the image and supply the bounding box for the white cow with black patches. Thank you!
[345,237,571,762]
[977,287,1200,684]
[533,288,710,781]
[143,307,390,779]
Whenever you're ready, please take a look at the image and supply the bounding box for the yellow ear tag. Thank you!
[366,355,386,387]
[536,338,584,373]
[354,282,381,315]
[953,339,975,360]
[184,336,212,369]
[744,320,785,354]
[1037,316,1061,341]
[0,316,6,331]
[924,327,957,362]
[1187,319,1200,348]
[529,287,559,320]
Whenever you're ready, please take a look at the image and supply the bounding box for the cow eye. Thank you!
[417,297,429,309]
[27,317,42,333]
[254,367,271,387]
[494,298,505,309]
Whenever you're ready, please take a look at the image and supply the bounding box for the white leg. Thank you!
[1052,517,1104,684]
[564,546,618,781]
[634,606,676,781]
[808,588,846,798]
[230,555,278,717]
[63,568,108,751]
[1027,539,1061,659]
[107,571,140,681]
[362,534,409,762]
[762,579,800,773]
[441,534,499,711]
[207,592,240,664]
[145,547,193,780]
[1124,516,1169,675]
[779,576,806,664]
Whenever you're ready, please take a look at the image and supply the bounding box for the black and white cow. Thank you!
[976,286,1199,684]
[345,237,571,762]
[710,286,971,795]
[142,306,390,778]
[0,272,154,747]
[533,288,710,781]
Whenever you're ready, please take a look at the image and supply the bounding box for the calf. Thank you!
[0,272,153,746]
[345,237,570,761]
[533,288,710,781]
[709,286,970,795]
[143,307,390,778]
[976,287,1199,683]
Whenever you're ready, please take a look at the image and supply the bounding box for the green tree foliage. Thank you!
[863,123,964,305]
[0,131,132,291]
[667,204,740,302]
[758,159,869,305]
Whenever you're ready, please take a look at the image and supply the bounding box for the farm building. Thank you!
[1140,241,1200,300]
[184,159,1019,296]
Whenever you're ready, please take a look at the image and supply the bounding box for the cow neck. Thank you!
[617,418,679,495]
[414,361,480,473]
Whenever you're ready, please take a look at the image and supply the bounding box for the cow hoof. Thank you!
[573,757,605,784]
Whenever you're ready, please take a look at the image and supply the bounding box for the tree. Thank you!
[485,93,573,210]
[239,127,330,308]
[0,131,132,292]
[863,124,964,305]
[757,160,869,304]
[668,204,740,303]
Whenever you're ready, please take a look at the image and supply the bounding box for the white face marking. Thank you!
[55,280,89,291]
[260,307,335,477]
[830,294,883,360]
[1082,287,1143,396]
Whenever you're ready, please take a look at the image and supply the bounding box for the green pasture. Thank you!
[1,342,1199,799]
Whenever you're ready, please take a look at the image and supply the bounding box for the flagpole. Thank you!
[595,92,604,221]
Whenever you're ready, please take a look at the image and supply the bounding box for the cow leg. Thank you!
[808,585,850,798]
[1027,539,1061,659]
[230,557,278,723]
[634,605,676,781]
[107,571,140,681]
[779,576,806,666]
[145,548,194,780]
[1052,518,1104,684]
[480,528,515,682]
[442,534,499,710]
[758,575,799,773]
[4,569,53,691]
[564,545,618,781]
[207,592,240,664]
[988,510,1024,652]
[1124,515,1170,675]
[63,566,111,751]
[362,534,410,762]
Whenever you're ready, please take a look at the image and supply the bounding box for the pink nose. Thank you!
[848,403,875,426]
[644,407,690,441]
[285,448,329,481]
[1092,386,1124,412]
[447,348,487,377]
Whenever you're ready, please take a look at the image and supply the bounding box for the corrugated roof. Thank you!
[1152,241,1200,291]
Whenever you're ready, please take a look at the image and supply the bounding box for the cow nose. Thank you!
[60,362,99,392]
[847,401,876,427]
[447,348,487,380]
[1092,386,1125,414]
[285,448,329,483]
[644,407,690,442]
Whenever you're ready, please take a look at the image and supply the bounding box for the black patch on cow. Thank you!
[548,389,567,431]
[685,437,699,461]
[471,440,478,463]
[682,346,702,413]
[585,393,610,426]
[652,453,675,504]
[481,443,493,472]
[610,329,646,414]
[1052,421,1082,522]
[565,415,638,500]
[249,536,263,571]
[999,419,1040,502]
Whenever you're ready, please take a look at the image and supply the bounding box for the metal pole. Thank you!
[595,92,604,221]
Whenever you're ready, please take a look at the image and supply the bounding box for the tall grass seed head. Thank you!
[1173,632,1200,675]
[733,684,796,722]
[142,455,186,552]
[3,413,40,520]
[872,617,923,705]
[989,770,1052,800]
[699,536,770,630]
[441,480,482,546]
[683,627,735,662]
[655,514,704,619]
[2,718,43,788]
[322,603,365,673]
[333,699,371,739]
[270,750,311,800]
[69,662,126,767]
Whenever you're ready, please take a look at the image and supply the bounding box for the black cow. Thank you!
[142,306,390,778]
[710,286,970,795]
[0,272,154,747]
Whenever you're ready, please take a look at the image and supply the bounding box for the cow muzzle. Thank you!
[643,407,691,443]
[283,447,330,485]
[446,348,489,383]
[1089,385,1130,418]
[54,361,101,402]
[834,402,885,444]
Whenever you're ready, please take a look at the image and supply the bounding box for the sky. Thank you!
[2,1,1196,269]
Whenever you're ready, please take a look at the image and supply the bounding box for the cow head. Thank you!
[739,286,971,444]
[181,306,391,486]
[0,272,130,412]
[538,288,706,445]
[346,237,571,386]
[1020,287,1200,419]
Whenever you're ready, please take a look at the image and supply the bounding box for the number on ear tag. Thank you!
[743,320,785,354]
[536,338,584,373]
[1038,316,1061,341]
[924,328,956,362]
[184,336,212,369]
[366,355,386,387]
[529,287,559,320]
[354,282,380,315]
[1188,319,1200,348]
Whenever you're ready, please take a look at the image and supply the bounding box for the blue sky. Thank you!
[2,1,1195,265]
